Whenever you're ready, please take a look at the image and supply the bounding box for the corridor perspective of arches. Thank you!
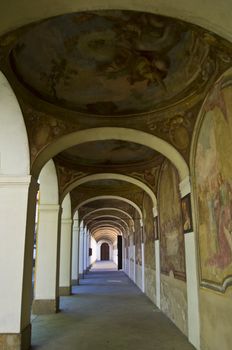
[1,2,232,349]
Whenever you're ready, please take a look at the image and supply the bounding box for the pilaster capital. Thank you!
[0,175,36,188]
[61,218,73,225]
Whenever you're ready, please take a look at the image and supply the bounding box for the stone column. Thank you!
[83,227,87,273]
[141,242,145,292]
[71,218,79,285]
[155,240,161,308]
[0,175,38,350]
[133,244,136,283]
[180,177,200,350]
[32,204,61,314]
[79,227,84,279]
[59,218,73,296]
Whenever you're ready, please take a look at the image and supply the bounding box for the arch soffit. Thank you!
[97,238,114,246]
[62,173,157,208]
[32,128,189,182]
[92,226,120,234]
[85,215,129,230]
[92,228,119,243]
[91,225,122,237]
[88,220,126,233]
[92,228,120,239]
[0,2,231,43]
[76,195,143,221]
[82,207,134,223]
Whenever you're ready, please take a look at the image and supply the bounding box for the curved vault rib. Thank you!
[32,127,189,182]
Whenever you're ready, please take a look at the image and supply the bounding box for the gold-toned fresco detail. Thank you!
[22,104,78,165]
[195,70,232,292]
[158,160,186,280]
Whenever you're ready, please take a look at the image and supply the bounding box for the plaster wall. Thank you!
[199,287,232,350]
[90,236,97,265]
[144,266,156,304]
[135,263,143,291]
[160,274,187,336]
[0,72,29,176]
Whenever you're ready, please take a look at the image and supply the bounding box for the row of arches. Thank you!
[1,66,232,350]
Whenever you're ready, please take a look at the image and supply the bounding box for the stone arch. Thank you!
[93,229,119,240]
[86,214,129,229]
[62,173,157,209]
[92,226,121,236]
[83,208,134,232]
[32,128,189,182]
[83,207,134,223]
[88,220,126,235]
[76,195,143,224]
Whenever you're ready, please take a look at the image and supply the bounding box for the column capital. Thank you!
[0,175,37,187]
[61,218,73,225]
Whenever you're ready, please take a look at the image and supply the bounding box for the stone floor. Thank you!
[31,261,195,350]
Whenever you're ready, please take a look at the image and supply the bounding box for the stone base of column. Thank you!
[0,324,31,350]
[71,278,79,286]
[32,298,59,314]
[59,286,71,296]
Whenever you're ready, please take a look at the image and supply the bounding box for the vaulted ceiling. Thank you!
[0,7,232,239]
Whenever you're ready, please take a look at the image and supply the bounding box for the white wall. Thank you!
[90,236,97,265]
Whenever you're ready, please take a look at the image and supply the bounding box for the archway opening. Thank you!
[101,243,110,261]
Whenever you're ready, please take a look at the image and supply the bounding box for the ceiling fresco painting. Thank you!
[56,140,158,167]
[10,10,214,116]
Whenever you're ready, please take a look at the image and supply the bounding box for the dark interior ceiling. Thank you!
[55,140,159,169]
[10,10,212,116]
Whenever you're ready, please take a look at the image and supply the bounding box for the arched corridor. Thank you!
[32,261,194,350]
[1,3,232,350]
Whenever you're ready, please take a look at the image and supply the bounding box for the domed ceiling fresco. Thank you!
[10,10,212,116]
[56,140,159,168]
